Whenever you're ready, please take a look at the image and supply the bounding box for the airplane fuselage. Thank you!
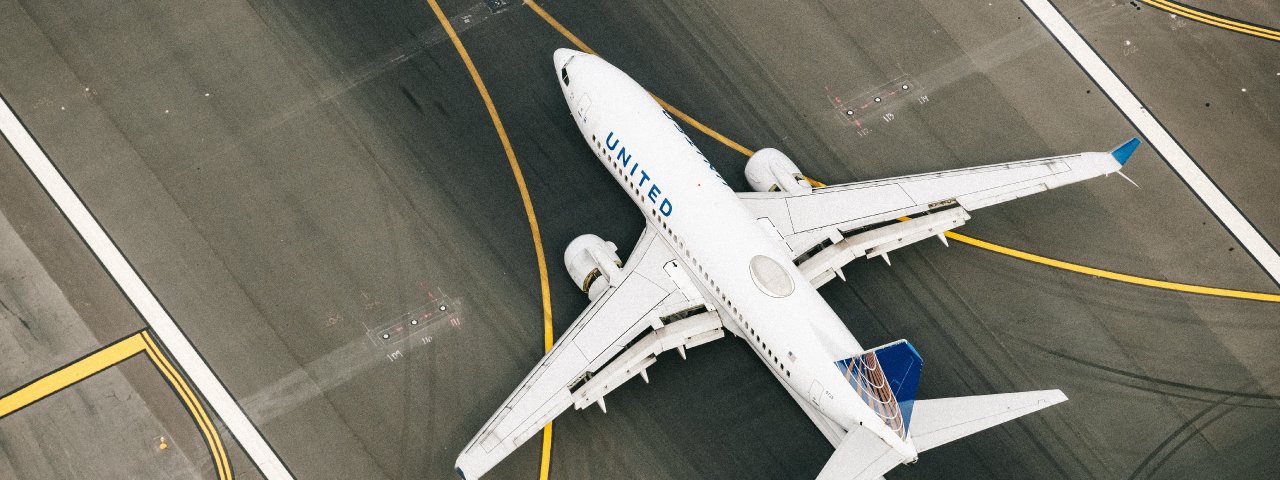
[554,49,916,459]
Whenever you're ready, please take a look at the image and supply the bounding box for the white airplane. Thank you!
[455,48,1141,479]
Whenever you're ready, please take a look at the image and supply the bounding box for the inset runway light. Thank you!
[874,97,882,103]
[1241,88,1248,92]
[845,109,855,116]
[204,93,210,97]
[439,305,447,311]
[382,333,390,339]
[410,319,419,325]
[901,84,910,90]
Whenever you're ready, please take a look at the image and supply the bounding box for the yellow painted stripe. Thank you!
[0,331,233,479]
[943,230,1280,301]
[0,333,146,418]
[1142,0,1280,41]
[1144,0,1280,39]
[427,1,558,479]
[652,97,755,157]
[525,1,1280,303]
[539,422,553,479]
[142,332,232,480]
[427,0,552,351]
[526,1,597,56]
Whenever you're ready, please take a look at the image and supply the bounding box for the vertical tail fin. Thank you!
[833,340,923,439]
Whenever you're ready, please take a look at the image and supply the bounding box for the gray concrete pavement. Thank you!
[0,180,256,478]
[0,0,1276,478]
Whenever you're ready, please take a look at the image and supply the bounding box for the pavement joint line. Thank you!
[529,0,1280,302]
[1140,0,1280,41]
[426,1,557,479]
[1022,0,1280,287]
[0,94,291,478]
[0,330,232,479]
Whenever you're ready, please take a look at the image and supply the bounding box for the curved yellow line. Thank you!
[142,331,232,480]
[1141,0,1280,41]
[526,1,1280,303]
[427,1,558,478]
[944,231,1280,301]
[0,331,233,479]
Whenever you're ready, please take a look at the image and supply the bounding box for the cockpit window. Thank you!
[560,67,569,86]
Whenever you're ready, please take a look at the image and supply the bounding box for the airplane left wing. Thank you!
[741,139,1139,287]
[456,226,724,479]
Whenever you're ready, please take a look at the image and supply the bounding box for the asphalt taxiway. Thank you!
[1,0,1277,478]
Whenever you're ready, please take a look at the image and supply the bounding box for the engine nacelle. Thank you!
[745,148,812,194]
[564,234,623,301]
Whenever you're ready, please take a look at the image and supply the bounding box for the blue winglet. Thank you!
[1111,137,1141,165]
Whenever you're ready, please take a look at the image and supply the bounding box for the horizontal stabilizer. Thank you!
[815,425,907,480]
[908,389,1067,453]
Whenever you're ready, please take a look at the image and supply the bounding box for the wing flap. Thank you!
[798,209,969,288]
[572,310,723,410]
[456,226,721,479]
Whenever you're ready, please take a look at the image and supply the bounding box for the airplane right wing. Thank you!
[455,226,725,479]
[740,139,1140,288]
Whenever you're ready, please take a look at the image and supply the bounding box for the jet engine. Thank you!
[745,148,812,194]
[564,234,623,301]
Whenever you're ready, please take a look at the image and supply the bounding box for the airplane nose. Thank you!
[553,48,586,69]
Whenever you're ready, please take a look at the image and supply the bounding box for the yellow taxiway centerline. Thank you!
[425,1,557,479]
[0,330,232,479]
[142,331,232,480]
[526,0,1280,303]
[1142,0,1280,41]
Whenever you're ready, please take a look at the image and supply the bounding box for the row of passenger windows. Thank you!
[590,134,790,379]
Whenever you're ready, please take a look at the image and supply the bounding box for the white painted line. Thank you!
[1023,0,1280,286]
[0,95,293,479]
